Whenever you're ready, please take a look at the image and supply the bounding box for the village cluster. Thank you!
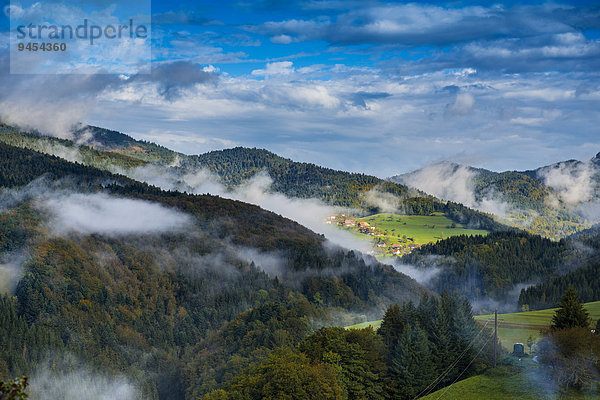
[326,214,421,256]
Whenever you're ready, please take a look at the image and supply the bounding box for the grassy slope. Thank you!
[347,301,600,348]
[419,361,598,400]
[356,303,600,400]
[391,163,592,239]
[350,212,488,254]
[474,301,600,351]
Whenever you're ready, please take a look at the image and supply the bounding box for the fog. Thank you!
[386,260,441,285]
[395,162,511,218]
[0,253,26,295]
[537,161,600,223]
[363,189,401,213]
[118,165,370,252]
[28,356,140,400]
[39,192,191,237]
[538,161,596,205]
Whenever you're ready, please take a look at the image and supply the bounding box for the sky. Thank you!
[1,0,599,177]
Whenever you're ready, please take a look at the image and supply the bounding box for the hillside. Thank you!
[402,231,578,305]
[475,301,600,350]
[0,141,427,399]
[419,363,557,400]
[0,123,505,232]
[348,301,600,354]
[518,226,600,310]
[391,157,600,239]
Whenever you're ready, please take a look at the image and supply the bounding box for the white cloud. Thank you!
[0,254,26,295]
[29,356,139,400]
[114,165,369,252]
[538,162,596,205]
[252,61,295,76]
[271,34,294,44]
[445,93,474,117]
[396,162,510,217]
[38,192,191,236]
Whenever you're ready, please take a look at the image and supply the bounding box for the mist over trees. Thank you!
[202,293,494,400]
[1,126,600,399]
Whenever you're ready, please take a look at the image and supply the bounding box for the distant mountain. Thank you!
[0,123,506,232]
[390,154,600,238]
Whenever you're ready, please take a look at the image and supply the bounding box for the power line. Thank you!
[413,319,491,400]
[433,331,495,400]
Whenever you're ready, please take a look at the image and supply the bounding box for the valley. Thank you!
[335,212,489,256]
[0,124,599,399]
[2,2,599,399]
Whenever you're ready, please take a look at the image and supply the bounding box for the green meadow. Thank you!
[344,212,489,255]
[418,361,598,400]
[474,301,600,351]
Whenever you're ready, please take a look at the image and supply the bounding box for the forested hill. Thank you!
[401,226,600,311]
[0,123,507,231]
[518,225,600,309]
[392,162,550,211]
[390,157,600,238]
[191,147,504,231]
[0,140,427,303]
[196,146,411,204]
[0,141,430,398]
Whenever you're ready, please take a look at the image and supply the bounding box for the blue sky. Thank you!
[1,0,600,176]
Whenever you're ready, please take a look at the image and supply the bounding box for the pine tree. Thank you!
[550,286,589,331]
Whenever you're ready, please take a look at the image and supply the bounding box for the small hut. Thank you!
[513,343,525,357]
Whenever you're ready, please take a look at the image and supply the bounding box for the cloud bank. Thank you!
[28,356,139,400]
[116,165,370,251]
[394,162,510,217]
[39,192,191,236]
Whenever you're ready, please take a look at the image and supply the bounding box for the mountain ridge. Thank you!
[0,122,506,232]
[389,154,600,238]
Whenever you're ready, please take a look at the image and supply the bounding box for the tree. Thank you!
[299,327,386,400]
[0,376,28,400]
[596,319,600,335]
[536,327,600,390]
[208,348,346,400]
[550,286,589,331]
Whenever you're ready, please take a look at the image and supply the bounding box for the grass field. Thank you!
[347,301,600,353]
[419,362,550,400]
[342,212,488,256]
[419,361,598,400]
[474,301,600,351]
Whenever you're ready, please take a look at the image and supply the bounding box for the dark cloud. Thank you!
[250,4,584,45]
[0,50,123,136]
[131,61,219,101]
[0,53,218,134]
[348,91,391,108]
[440,85,460,94]
[246,3,600,73]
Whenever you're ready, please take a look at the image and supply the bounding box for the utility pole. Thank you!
[494,308,498,368]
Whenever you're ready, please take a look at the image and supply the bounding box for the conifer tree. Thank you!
[551,286,589,330]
